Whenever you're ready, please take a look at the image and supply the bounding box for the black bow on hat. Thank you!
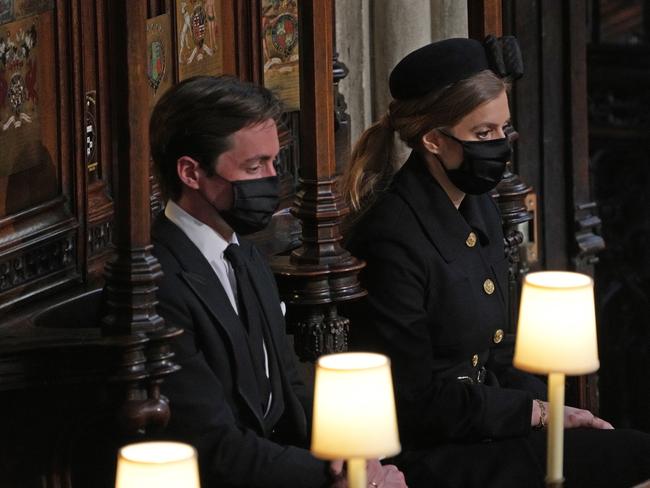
[389,35,524,101]
[483,35,524,80]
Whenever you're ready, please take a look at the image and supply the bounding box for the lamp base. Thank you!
[546,478,565,488]
[347,458,366,488]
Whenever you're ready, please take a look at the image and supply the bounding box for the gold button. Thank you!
[483,278,495,295]
[471,354,479,367]
[493,329,504,344]
[465,232,477,248]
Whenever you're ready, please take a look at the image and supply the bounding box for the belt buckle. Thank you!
[476,366,487,384]
[457,366,487,385]
[456,375,475,385]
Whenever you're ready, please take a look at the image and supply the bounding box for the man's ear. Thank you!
[422,129,444,154]
[177,156,201,190]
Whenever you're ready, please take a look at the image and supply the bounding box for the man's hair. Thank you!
[149,75,283,201]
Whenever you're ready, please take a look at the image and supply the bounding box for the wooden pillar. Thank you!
[100,0,180,434]
[468,0,502,38]
[271,0,366,361]
[101,0,162,335]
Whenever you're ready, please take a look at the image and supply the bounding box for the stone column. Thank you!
[370,0,432,119]
[335,0,372,144]
[430,0,468,41]
[335,0,469,145]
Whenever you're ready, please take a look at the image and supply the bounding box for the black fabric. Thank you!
[224,243,272,414]
[151,214,328,488]
[345,151,650,487]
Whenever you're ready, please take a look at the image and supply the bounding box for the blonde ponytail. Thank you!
[340,113,397,214]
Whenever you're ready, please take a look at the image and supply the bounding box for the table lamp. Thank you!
[514,271,600,488]
[115,441,200,488]
[311,352,401,488]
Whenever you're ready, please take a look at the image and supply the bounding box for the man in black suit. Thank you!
[149,75,406,488]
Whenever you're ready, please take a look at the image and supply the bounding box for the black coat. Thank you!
[345,152,650,488]
[152,214,328,488]
[345,152,545,486]
[346,152,537,443]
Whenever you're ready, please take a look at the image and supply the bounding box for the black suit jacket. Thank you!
[152,214,328,488]
[346,151,538,446]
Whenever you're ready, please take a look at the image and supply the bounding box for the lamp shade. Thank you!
[514,271,600,375]
[115,441,200,488]
[311,352,401,460]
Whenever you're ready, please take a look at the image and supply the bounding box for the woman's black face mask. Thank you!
[437,130,511,195]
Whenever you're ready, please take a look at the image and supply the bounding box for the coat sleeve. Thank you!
[155,248,329,488]
[348,232,533,445]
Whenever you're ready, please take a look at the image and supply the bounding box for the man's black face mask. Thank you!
[220,175,280,235]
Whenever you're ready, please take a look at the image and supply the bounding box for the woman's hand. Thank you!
[563,405,614,429]
[531,399,614,430]
[329,459,408,488]
[367,459,408,488]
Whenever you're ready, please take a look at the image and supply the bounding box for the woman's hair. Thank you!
[340,69,509,214]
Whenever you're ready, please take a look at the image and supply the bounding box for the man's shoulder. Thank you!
[150,213,200,283]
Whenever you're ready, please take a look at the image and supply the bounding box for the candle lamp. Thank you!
[311,352,401,488]
[115,441,200,488]
[514,271,600,488]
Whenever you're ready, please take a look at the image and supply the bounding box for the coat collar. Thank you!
[152,213,267,430]
[392,151,497,263]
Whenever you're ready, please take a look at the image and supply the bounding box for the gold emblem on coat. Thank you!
[483,278,495,295]
[493,328,504,344]
[466,232,477,248]
[471,354,479,367]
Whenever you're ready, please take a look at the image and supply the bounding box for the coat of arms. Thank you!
[0,22,37,131]
[147,39,166,92]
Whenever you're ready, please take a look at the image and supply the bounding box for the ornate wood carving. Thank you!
[270,0,366,361]
[88,220,113,257]
[333,51,350,176]
[0,233,75,294]
[493,160,533,333]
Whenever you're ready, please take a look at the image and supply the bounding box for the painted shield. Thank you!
[271,13,297,58]
[191,5,207,47]
[147,39,165,91]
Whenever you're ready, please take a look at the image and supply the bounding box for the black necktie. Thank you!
[224,243,271,413]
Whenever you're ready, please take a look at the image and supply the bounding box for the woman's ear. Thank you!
[177,156,202,190]
[422,129,444,154]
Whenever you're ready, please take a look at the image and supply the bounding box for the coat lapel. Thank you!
[392,152,508,307]
[393,152,472,263]
[152,214,265,431]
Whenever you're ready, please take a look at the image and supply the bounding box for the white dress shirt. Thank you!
[165,200,240,312]
[165,200,273,415]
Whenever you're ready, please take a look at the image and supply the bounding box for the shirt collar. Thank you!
[164,200,238,263]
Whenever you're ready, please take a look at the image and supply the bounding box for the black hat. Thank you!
[389,36,523,101]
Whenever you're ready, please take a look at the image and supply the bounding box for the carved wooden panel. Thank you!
[0,0,81,313]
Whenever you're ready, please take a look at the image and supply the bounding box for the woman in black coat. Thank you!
[341,37,650,488]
